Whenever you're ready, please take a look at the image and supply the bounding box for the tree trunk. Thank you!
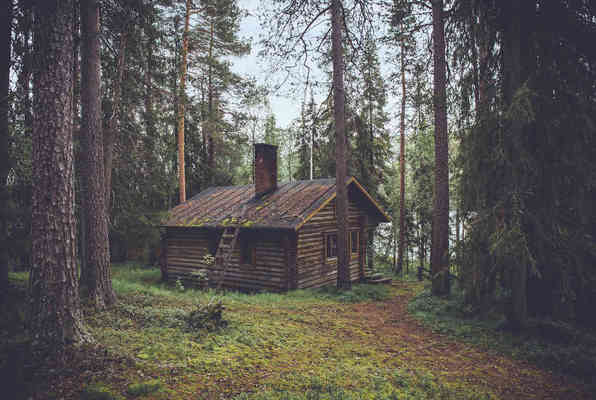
[80,0,116,308]
[207,18,215,183]
[176,0,191,203]
[430,0,450,296]
[0,0,12,299]
[397,41,406,275]
[29,0,89,346]
[330,0,350,290]
[104,33,127,212]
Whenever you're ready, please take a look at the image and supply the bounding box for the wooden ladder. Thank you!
[214,226,240,290]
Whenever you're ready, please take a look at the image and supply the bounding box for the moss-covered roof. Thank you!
[163,177,390,230]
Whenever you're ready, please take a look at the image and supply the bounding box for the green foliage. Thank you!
[456,0,596,327]
[126,380,164,397]
[232,368,493,400]
[185,298,227,332]
[316,284,391,303]
[408,286,596,383]
[80,384,122,400]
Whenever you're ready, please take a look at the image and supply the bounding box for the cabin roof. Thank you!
[163,176,390,230]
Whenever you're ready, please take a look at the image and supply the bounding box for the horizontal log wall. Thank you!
[296,198,374,289]
[165,227,287,292]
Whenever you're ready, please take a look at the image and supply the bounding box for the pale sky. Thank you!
[229,0,303,129]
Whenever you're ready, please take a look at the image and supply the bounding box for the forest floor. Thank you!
[2,265,595,400]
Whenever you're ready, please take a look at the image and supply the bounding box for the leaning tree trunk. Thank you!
[430,0,450,295]
[330,0,350,290]
[80,0,116,308]
[0,0,12,299]
[29,0,89,346]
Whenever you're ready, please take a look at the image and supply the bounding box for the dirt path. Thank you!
[341,282,592,400]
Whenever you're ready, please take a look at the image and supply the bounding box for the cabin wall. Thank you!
[164,227,288,291]
[296,197,376,289]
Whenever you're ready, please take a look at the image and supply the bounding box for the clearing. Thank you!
[4,265,594,399]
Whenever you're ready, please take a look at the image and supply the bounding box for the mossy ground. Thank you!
[2,264,593,399]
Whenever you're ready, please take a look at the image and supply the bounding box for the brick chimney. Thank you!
[254,143,277,197]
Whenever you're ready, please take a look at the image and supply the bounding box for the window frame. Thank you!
[324,232,338,262]
[240,239,256,266]
[349,230,359,258]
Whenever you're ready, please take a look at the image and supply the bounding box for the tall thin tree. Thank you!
[0,0,12,299]
[80,0,116,308]
[176,0,191,203]
[430,0,450,295]
[29,0,89,345]
[330,0,350,290]
[397,41,406,274]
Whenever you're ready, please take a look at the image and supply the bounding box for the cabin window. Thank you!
[208,231,220,256]
[350,231,359,255]
[241,240,256,266]
[325,233,338,260]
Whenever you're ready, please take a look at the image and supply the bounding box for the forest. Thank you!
[1,0,595,399]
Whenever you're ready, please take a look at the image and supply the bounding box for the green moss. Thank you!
[80,384,122,400]
[126,380,164,397]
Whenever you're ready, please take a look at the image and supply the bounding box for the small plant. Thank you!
[174,277,185,292]
[80,384,122,400]
[186,297,227,332]
[126,380,164,397]
[202,254,215,266]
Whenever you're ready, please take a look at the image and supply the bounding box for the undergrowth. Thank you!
[4,263,588,399]
[408,286,596,386]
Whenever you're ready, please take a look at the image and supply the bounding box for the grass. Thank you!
[88,264,494,399]
[408,285,596,386]
[3,262,592,399]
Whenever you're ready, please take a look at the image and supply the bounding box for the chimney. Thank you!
[254,143,277,197]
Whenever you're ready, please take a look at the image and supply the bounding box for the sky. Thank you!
[229,0,304,129]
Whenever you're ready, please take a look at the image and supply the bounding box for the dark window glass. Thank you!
[241,240,255,265]
[351,231,359,254]
[326,233,338,259]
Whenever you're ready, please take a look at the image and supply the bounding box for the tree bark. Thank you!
[330,0,350,290]
[104,33,127,212]
[29,0,89,346]
[207,18,215,183]
[0,0,12,299]
[80,0,115,308]
[430,0,450,295]
[397,41,406,275]
[176,0,191,203]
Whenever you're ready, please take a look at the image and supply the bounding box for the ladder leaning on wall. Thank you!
[213,204,246,290]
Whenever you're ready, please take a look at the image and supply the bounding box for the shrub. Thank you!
[80,384,121,400]
[186,297,227,332]
[126,380,163,397]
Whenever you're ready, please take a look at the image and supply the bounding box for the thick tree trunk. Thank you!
[176,0,191,203]
[430,0,450,295]
[29,0,89,346]
[0,0,12,299]
[397,42,406,275]
[80,0,115,308]
[330,0,350,290]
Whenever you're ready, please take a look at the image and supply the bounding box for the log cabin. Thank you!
[161,143,390,291]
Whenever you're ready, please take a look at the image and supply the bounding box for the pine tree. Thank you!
[29,0,89,346]
[79,0,116,308]
[430,0,450,296]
